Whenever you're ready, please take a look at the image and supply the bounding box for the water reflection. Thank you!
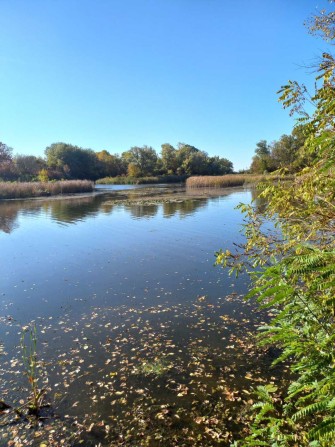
[249,188,268,213]
[124,203,159,219]
[0,186,249,233]
[162,199,207,218]
[0,201,20,233]
[48,195,108,224]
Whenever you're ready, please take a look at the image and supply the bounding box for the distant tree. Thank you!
[270,127,307,172]
[250,140,273,173]
[122,146,159,176]
[181,150,209,175]
[255,140,270,157]
[45,143,99,180]
[96,150,127,177]
[160,142,234,176]
[127,162,141,177]
[0,142,16,180]
[161,144,178,174]
[14,155,46,181]
[207,156,234,175]
[250,127,308,174]
[174,143,200,175]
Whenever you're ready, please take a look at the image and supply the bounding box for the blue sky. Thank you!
[0,0,331,170]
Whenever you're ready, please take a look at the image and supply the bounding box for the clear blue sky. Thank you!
[0,0,331,170]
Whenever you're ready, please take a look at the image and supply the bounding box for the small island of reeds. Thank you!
[96,174,187,185]
[186,173,294,188]
[0,180,94,200]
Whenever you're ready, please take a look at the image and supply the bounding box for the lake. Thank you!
[0,185,281,447]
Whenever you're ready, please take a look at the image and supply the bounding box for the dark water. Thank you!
[0,186,275,446]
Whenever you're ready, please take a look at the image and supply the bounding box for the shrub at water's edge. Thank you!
[0,180,94,200]
[186,174,294,188]
[96,174,187,185]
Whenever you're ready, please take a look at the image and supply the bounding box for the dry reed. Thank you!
[186,174,294,188]
[0,180,94,200]
[97,175,187,185]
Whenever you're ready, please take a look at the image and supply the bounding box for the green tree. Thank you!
[270,127,307,172]
[45,143,99,180]
[0,142,15,180]
[14,155,46,181]
[175,143,200,175]
[180,150,209,175]
[161,143,178,174]
[161,142,234,176]
[122,146,159,177]
[217,4,335,446]
[250,140,273,173]
[96,150,126,177]
[207,156,234,175]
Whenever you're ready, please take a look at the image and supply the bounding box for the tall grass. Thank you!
[186,174,294,188]
[0,180,94,200]
[97,175,187,185]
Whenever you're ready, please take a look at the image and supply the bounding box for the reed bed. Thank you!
[97,175,187,185]
[186,174,294,188]
[0,180,94,200]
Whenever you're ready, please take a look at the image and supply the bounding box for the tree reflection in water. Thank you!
[0,186,246,233]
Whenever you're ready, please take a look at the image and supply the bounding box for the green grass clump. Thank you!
[137,358,172,376]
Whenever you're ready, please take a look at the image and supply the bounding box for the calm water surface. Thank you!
[0,185,272,446]
[0,186,250,321]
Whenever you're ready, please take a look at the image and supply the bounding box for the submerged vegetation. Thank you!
[0,180,94,200]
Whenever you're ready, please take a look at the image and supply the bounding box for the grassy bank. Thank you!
[0,180,94,200]
[96,175,187,185]
[186,174,294,188]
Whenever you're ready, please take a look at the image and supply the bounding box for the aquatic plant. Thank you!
[21,324,46,416]
[137,357,172,376]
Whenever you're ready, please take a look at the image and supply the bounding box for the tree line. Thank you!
[0,141,234,182]
[249,125,308,174]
